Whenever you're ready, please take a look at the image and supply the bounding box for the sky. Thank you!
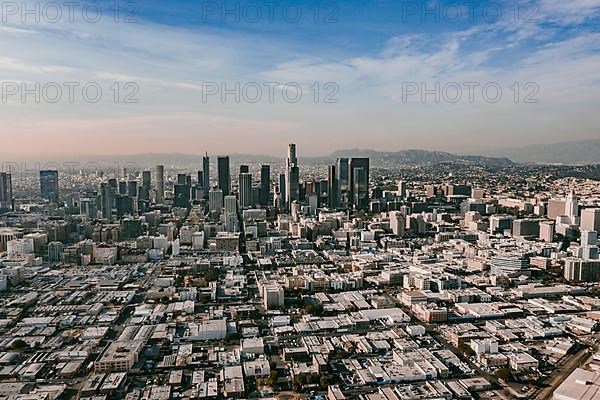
[0,0,599,157]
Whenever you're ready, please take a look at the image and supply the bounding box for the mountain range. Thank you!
[486,139,600,164]
[2,139,599,167]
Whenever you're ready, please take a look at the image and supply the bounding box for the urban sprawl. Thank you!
[1,145,600,400]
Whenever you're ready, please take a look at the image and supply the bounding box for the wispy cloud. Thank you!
[0,0,599,155]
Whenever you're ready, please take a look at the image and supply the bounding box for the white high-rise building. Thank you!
[539,220,555,242]
[261,282,284,310]
[7,238,35,258]
[580,231,599,260]
[581,208,600,232]
[565,192,579,225]
[397,180,407,199]
[390,211,405,236]
[192,232,205,250]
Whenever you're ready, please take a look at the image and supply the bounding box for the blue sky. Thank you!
[0,0,599,156]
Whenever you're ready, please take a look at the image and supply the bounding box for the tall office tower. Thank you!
[0,173,12,211]
[40,170,59,203]
[350,158,370,209]
[155,165,165,204]
[203,153,210,194]
[547,198,566,220]
[197,171,204,188]
[138,187,150,213]
[224,195,238,214]
[239,172,253,209]
[336,157,350,207]
[252,187,260,207]
[240,165,249,174]
[398,180,407,199]
[115,194,133,217]
[139,173,150,200]
[305,179,316,197]
[100,182,114,222]
[580,231,599,261]
[118,180,128,195]
[327,165,338,208]
[539,220,555,242]
[260,165,270,206]
[279,173,286,200]
[128,180,138,198]
[352,167,369,210]
[390,211,405,236]
[308,194,318,215]
[208,189,224,214]
[80,197,97,218]
[174,184,191,208]
[108,178,118,191]
[565,191,579,224]
[174,174,191,208]
[142,170,152,189]
[285,144,299,209]
[582,230,598,247]
[217,156,231,196]
[581,208,600,233]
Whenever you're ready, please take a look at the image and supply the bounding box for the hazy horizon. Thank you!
[0,138,598,160]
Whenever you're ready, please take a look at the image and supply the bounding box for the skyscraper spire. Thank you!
[285,144,299,210]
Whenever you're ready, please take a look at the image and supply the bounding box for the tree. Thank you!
[10,339,28,351]
[225,332,241,344]
[458,343,475,357]
[495,367,514,382]
[303,303,324,316]
[267,371,279,386]
[320,374,336,388]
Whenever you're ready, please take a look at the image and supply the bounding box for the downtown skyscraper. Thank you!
[337,157,349,208]
[335,158,369,210]
[327,165,338,209]
[203,153,210,196]
[0,173,13,212]
[40,170,59,203]
[285,144,299,210]
[238,172,253,209]
[260,165,271,207]
[217,156,231,196]
[350,158,370,210]
[155,165,165,204]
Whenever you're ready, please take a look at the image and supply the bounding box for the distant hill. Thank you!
[490,139,600,165]
[0,149,514,168]
[321,149,513,167]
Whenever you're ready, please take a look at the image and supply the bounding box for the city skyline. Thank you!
[1,143,600,399]
[3,1,600,399]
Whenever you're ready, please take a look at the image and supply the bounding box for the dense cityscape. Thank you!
[0,145,599,400]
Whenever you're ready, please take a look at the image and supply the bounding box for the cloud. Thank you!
[0,0,599,155]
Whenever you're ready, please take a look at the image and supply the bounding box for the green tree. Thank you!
[10,339,28,351]
[303,303,324,316]
[495,367,514,382]
[225,332,241,344]
[267,371,279,386]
